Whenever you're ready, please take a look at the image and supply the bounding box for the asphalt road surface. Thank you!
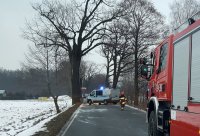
[61,104,148,136]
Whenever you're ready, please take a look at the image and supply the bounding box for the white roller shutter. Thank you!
[173,37,189,110]
[191,30,200,102]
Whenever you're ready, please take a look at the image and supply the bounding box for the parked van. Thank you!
[87,88,120,105]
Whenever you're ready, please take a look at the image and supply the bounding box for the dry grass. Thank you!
[33,103,81,136]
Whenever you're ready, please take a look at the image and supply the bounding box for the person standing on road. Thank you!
[119,91,127,110]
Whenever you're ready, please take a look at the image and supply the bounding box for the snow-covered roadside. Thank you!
[16,114,56,136]
[0,96,72,136]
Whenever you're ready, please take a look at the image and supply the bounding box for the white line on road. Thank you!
[59,106,81,136]
[126,105,146,113]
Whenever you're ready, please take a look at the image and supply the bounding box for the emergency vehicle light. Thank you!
[100,86,104,90]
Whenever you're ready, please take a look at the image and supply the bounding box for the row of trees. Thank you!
[21,0,200,106]
[100,0,164,105]
[1,46,105,97]
[22,0,165,105]
[100,0,200,105]
[23,0,122,104]
[0,47,103,112]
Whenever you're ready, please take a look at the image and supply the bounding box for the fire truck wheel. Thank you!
[148,111,163,136]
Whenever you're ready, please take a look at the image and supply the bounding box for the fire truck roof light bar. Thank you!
[174,10,200,34]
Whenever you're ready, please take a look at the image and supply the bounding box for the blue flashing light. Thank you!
[100,86,104,90]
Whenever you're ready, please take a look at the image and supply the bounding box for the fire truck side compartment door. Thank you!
[191,30,200,103]
[173,37,189,110]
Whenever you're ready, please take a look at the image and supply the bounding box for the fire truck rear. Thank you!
[141,13,200,136]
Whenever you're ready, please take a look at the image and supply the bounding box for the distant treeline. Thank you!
[0,61,107,100]
[0,61,71,100]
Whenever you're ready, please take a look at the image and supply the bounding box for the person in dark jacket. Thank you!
[119,91,127,110]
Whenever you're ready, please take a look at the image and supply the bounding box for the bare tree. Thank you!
[23,46,67,113]
[80,61,101,92]
[100,44,113,88]
[120,0,165,106]
[170,0,200,30]
[23,0,122,104]
[101,20,134,89]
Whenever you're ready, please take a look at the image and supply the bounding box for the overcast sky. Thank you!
[0,0,174,70]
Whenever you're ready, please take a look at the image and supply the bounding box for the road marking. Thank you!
[60,105,81,136]
[126,105,146,113]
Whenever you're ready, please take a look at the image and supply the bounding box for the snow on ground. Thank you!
[0,95,72,136]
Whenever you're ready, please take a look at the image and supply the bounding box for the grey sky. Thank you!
[0,0,173,70]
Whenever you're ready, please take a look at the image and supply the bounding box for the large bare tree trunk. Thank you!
[105,65,110,88]
[70,53,81,104]
[113,75,119,89]
[134,47,139,106]
[113,62,121,89]
[112,46,117,89]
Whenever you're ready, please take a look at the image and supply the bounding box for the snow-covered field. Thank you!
[0,96,72,136]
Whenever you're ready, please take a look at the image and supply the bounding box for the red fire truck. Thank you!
[141,13,200,136]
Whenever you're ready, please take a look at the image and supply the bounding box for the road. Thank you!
[61,104,148,136]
